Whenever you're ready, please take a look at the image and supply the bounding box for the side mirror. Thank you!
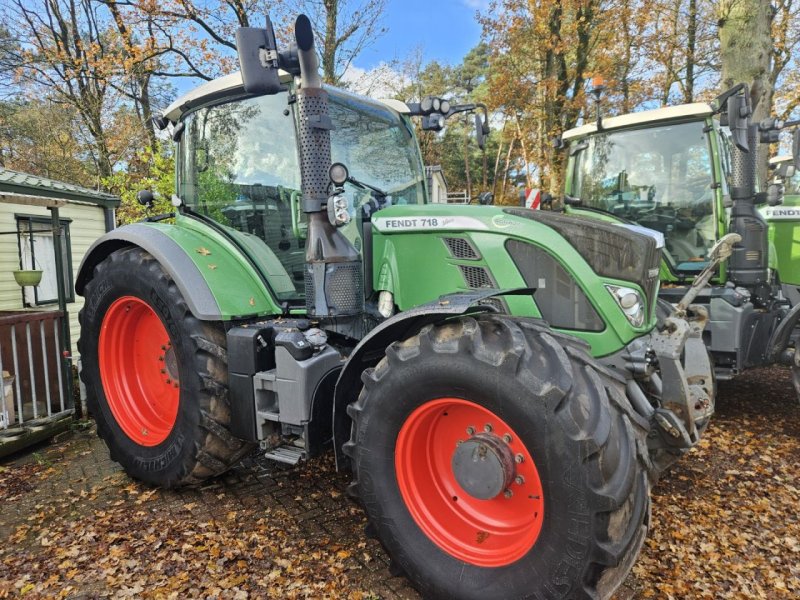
[236,15,300,95]
[475,114,485,150]
[137,190,154,208]
[793,129,800,171]
[727,87,752,152]
[478,191,494,205]
[766,182,785,207]
[236,20,284,95]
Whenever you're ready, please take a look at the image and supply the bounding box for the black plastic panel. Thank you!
[504,208,661,311]
[506,240,605,331]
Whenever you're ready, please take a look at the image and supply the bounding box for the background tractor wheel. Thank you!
[78,247,252,487]
[345,315,651,599]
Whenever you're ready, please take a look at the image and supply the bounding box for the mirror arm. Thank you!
[711,83,747,115]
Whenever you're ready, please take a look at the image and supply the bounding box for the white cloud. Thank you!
[340,62,410,100]
[461,0,491,10]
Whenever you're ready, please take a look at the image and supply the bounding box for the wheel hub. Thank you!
[395,397,545,567]
[451,433,515,500]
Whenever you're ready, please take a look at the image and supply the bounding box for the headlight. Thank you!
[606,285,645,327]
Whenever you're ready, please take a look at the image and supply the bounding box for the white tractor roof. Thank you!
[562,102,714,141]
[771,155,792,165]
[162,71,411,122]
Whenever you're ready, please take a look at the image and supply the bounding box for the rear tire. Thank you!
[78,247,252,487]
[346,316,651,599]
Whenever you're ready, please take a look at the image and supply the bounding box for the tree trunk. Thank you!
[514,116,532,189]
[323,0,338,84]
[685,0,697,102]
[463,117,472,200]
[482,142,487,190]
[501,138,516,203]
[492,141,504,200]
[718,0,774,184]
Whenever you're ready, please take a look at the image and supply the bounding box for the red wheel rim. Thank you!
[98,296,180,446]
[395,398,545,567]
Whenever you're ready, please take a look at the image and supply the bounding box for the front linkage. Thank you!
[634,235,740,475]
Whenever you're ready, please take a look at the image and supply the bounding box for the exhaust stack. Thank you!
[294,15,363,321]
[726,91,768,289]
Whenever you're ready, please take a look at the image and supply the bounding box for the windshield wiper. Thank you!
[346,174,388,198]
[567,202,640,224]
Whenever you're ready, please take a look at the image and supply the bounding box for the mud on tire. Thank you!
[78,247,252,487]
[345,315,651,599]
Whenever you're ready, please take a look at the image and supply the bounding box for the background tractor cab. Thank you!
[560,84,800,388]
[561,102,724,276]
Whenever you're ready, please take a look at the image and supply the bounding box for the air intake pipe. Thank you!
[294,15,363,320]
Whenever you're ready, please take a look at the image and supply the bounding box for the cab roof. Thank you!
[162,71,410,123]
[562,103,714,141]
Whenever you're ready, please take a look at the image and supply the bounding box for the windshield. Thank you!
[571,120,716,271]
[177,89,426,301]
[328,88,426,204]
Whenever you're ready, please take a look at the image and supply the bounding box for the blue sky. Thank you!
[356,0,486,69]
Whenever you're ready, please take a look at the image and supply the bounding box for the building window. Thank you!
[16,215,74,306]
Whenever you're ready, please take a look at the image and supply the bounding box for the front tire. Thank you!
[346,316,651,599]
[78,247,252,487]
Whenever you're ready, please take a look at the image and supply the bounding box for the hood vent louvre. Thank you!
[444,237,480,260]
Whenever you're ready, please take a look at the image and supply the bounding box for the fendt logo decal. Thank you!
[763,207,800,221]
[373,216,489,232]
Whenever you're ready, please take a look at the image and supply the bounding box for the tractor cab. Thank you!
[166,75,427,305]
[563,104,726,278]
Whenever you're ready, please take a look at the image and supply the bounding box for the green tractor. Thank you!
[559,83,800,394]
[763,154,800,320]
[77,15,719,598]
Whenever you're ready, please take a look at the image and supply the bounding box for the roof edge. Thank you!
[562,102,714,141]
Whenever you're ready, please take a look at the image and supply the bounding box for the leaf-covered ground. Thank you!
[0,367,798,599]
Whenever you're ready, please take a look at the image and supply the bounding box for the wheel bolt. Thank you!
[503,433,512,444]
[161,345,167,350]
[456,439,463,446]
[466,426,475,435]
[515,454,524,464]
[484,423,493,433]
[165,378,171,384]
[503,489,513,499]
[515,475,525,485]
[173,383,179,389]
[158,356,164,362]
[160,369,166,374]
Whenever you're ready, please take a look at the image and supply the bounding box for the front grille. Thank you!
[443,237,480,260]
[459,265,494,289]
[504,208,661,314]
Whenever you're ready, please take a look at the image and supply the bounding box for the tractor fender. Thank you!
[75,224,222,320]
[332,288,533,469]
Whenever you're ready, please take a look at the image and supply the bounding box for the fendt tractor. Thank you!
[559,83,800,396]
[76,15,721,599]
